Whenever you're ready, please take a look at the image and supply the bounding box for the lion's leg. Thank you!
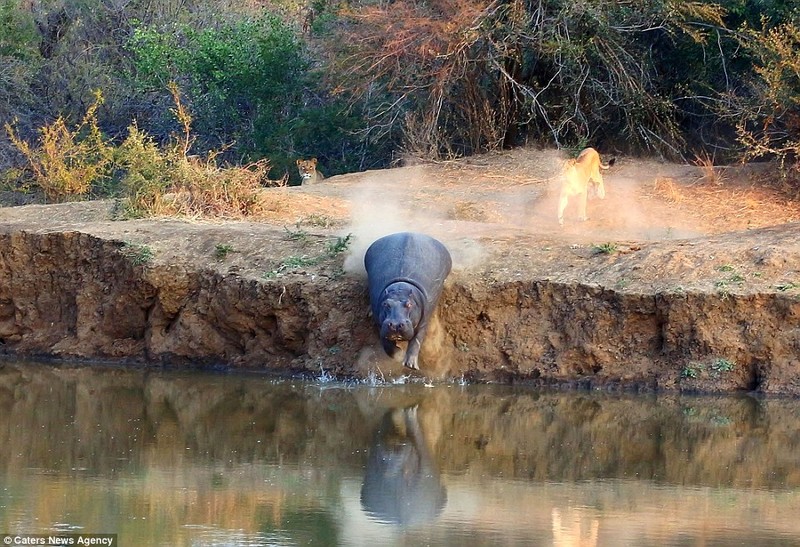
[577,190,588,221]
[557,191,569,226]
[594,171,605,199]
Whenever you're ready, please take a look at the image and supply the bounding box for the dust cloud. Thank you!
[524,153,706,241]
[341,165,489,276]
[341,149,709,280]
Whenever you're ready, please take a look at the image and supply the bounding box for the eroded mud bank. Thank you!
[0,228,798,395]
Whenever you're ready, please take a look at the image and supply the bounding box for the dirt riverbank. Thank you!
[1,148,799,394]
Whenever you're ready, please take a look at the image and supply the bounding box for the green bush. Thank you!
[0,0,38,60]
[129,15,306,158]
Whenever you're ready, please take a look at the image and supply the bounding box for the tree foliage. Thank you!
[326,0,732,159]
[0,0,798,190]
[731,19,800,182]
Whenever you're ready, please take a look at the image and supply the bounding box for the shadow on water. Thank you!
[0,360,799,545]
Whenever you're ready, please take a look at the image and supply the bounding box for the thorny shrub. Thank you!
[116,83,283,219]
[327,0,727,159]
[7,82,282,216]
[5,90,114,202]
[732,21,800,189]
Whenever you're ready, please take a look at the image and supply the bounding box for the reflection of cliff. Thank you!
[1,363,800,544]
[361,406,447,525]
[1,362,800,490]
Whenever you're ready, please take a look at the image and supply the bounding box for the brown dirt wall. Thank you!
[0,148,799,394]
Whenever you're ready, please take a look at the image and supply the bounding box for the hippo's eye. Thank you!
[405,301,413,309]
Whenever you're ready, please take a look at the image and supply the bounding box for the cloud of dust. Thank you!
[525,150,572,229]
[525,152,703,240]
[341,165,488,276]
[600,160,704,240]
[341,150,703,280]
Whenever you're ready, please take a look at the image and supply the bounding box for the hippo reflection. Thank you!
[360,405,447,526]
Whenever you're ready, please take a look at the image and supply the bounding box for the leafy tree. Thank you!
[128,11,381,181]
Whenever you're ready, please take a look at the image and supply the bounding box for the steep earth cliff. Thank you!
[1,149,799,394]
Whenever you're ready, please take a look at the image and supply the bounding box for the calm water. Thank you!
[0,361,799,546]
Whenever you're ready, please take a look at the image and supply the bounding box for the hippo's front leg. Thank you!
[402,322,428,370]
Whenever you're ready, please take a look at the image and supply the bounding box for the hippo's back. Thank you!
[364,232,452,305]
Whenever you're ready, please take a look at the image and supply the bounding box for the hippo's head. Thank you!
[378,283,424,343]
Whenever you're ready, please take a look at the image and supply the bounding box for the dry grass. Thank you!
[692,153,727,186]
[449,200,492,221]
[644,174,799,230]
[652,177,683,203]
[255,191,350,224]
[148,161,350,225]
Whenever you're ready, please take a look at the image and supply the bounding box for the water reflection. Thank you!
[552,507,599,547]
[361,405,447,525]
[0,361,799,546]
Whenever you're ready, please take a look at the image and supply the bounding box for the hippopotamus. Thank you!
[364,232,452,370]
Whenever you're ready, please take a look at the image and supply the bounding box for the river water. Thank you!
[0,361,798,546]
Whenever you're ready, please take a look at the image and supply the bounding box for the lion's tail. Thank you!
[600,156,616,170]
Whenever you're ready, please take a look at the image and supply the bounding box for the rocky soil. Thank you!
[1,148,799,394]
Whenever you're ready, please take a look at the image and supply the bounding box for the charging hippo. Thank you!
[364,232,452,370]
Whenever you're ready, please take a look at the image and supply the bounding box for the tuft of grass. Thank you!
[326,233,353,256]
[728,272,745,284]
[714,280,731,300]
[715,266,746,299]
[263,234,354,278]
[592,242,618,255]
[693,153,726,186]
[284,225,309,243]
[281,255,319,269]
[681,362,704,379]
[711,358,735,373]
[302,214,336,228]
[776,281,799,292]
[682,358,735,381]
[214,243,235,261]
[120,241,154,265]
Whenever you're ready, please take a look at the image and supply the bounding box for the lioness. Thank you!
[557,147,616,226]
[296,158,325,185]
